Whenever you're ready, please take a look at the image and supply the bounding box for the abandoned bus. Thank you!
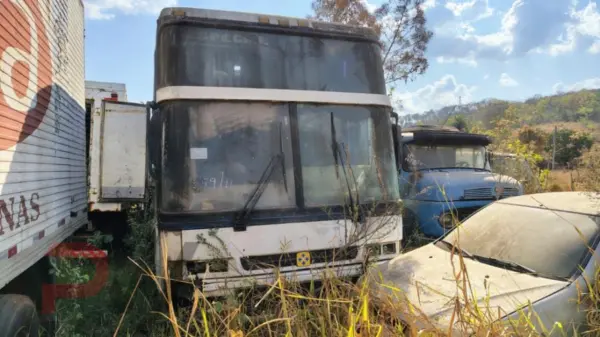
[150,7,403,297]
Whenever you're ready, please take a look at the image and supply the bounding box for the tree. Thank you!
[310,0,433,84]
[447,114,469,132]
[545,129,594,166]
[518,126,548,154]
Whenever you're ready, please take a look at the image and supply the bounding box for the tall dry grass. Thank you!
[106,242,594,337]
[55,143,600,337]
[55,196,600,337]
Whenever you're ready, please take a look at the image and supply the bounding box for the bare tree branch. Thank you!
[311,0,433,86]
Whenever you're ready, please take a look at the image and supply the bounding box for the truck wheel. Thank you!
[0,295,40,337]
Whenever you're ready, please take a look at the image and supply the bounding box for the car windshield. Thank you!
[297,104,399,206]
[404,144,487,171]
[160,101,399,213]
[440,201,600,280]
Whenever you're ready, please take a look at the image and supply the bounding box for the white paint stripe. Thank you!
[0,216,67,261]
[156,86,392,107]
[0,216,88,288]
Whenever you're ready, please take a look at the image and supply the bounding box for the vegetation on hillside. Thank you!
[400,88,600,130]
[400,89,600,186]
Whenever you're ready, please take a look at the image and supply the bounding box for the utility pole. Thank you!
[552,125,557,170]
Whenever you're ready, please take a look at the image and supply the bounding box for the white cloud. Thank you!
[423,0,438,11]
[393,74,477,114]
[84,0,176,20]
[573,2,600,38]
[499,73,518,87]
[427,0,600,63]
[436,55,477,67]
[589,40,600,54]
[362,0,377,13]
[553,77,600,94]
[522,1,600,56]
[432,20,475,36]
[539,1,600,55]
[483,74,489,80]
[445,0,475,16]
[445,0,494,20]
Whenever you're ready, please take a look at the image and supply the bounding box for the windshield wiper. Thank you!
[330,112,363,223]
[438,240,473,258]
[468,254,535,274]
[234,123,286,232]
[438,241,533,273]
[438,242,569,281]
[468,255,568,281]
[278,122,288,193]
[233,154,280,232]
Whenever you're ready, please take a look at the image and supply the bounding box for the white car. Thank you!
[364,192,600,336]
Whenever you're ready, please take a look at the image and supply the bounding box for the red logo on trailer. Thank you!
[41,242,109,315]
[0,0,54,150]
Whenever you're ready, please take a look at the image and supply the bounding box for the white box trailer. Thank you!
[84,81,147,214]
[0,0,87,335]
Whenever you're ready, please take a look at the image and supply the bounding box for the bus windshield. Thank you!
[298,104,399,207]
[156,25,386,94]
[160,102,399,213]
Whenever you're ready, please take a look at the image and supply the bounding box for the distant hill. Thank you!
[399,89,600,132]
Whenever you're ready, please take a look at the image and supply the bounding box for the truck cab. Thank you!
[394,125,523,244]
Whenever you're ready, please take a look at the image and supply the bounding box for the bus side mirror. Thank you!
[391,111,399,123]
[391,123,402,171]
[146,102,160,181]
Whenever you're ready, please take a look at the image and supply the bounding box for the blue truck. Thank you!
[391,124,523,246]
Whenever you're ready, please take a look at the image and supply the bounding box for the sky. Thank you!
[83,0,600,115]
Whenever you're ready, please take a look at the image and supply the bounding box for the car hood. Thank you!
[413,170,522,201]
[364,243,568,332]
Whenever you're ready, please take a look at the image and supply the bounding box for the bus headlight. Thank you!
[366,244,381,257]
[366,242,398,257]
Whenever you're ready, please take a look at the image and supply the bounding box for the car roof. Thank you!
[497,192,600,216]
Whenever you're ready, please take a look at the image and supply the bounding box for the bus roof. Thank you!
[402,125,461,133]
[158,7,379,41]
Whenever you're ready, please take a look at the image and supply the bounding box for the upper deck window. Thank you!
[156,25,386,94]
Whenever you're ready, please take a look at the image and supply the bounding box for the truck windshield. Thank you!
[404,144,487,171]
[160,102,399,213]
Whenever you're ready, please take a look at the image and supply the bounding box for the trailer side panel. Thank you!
[0,0,87,288]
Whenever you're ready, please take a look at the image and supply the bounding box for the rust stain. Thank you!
[0,0,54,150]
